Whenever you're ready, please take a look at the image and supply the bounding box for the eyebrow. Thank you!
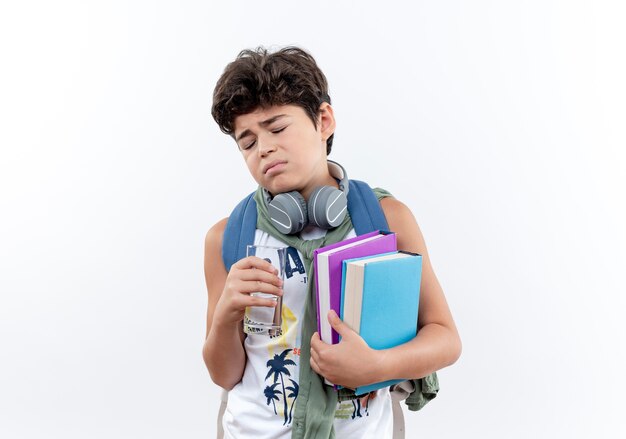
[235,114,288,142]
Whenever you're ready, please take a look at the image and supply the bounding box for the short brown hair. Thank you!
[211,46,334,154]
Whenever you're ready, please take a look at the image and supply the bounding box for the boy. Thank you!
[203,46,461,438]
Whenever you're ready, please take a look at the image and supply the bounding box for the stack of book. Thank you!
[313,230,423,395]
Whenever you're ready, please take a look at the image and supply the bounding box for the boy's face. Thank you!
[233,104,336,200]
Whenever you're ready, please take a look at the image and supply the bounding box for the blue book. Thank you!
[340,251,422,396]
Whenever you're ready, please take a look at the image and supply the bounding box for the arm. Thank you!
[375,197,462,379]
[310,197,461,388]
[202,218,284,390]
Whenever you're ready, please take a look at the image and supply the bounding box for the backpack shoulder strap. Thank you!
[222,192,257,272]
[347,179,389,234]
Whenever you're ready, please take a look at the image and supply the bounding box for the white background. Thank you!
[1,1,625,438]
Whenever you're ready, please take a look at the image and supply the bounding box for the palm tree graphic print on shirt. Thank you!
[264,383,281,415]
[265,348,297,425]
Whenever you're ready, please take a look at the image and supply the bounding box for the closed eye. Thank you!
[239,126,285,150]
[242,140,256,150]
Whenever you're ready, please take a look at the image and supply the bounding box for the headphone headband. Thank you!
[327,160,349,195]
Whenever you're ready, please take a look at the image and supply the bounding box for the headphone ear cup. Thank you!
[308,186,348,229]
[268,191,309,235]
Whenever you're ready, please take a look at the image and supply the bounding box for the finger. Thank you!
[239,279,283,296]
[247,295,279,308]
[310,331,322,349]
[310,355,321,375]
[309,344,319,365]
[310,333,324,365]
[239,268,283,287]
[310,332,329,360]
[327,310,352,337]
[234,291,279,308]
[234,256,279,274]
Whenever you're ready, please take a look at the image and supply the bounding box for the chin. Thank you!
[263,177,299,195]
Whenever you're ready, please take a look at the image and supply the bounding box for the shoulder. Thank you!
[204,217,229,259]
[380,196,419,236]
[379,196,416,225]
[379,196,426,254]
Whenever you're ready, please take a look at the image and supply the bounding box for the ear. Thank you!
[318,102,336,143]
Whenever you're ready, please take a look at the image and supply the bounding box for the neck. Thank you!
[300,174,339,202]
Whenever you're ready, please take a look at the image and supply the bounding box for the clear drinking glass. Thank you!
[244,245,287,336]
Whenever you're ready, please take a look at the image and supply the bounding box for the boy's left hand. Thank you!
[310,310,385,389]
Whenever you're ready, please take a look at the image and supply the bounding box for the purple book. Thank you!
[313,230,397,345]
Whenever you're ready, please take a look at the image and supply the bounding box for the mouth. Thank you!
[263,160,287,175]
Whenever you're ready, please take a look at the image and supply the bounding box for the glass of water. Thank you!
[244,245,287,336]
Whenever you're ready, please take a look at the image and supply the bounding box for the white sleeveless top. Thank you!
[222,227,393,439]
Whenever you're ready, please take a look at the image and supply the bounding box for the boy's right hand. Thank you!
[212,256,284,327]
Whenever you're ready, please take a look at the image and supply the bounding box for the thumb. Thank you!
[327,310,353,337]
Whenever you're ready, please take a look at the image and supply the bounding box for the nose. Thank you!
[257,134,276,157]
